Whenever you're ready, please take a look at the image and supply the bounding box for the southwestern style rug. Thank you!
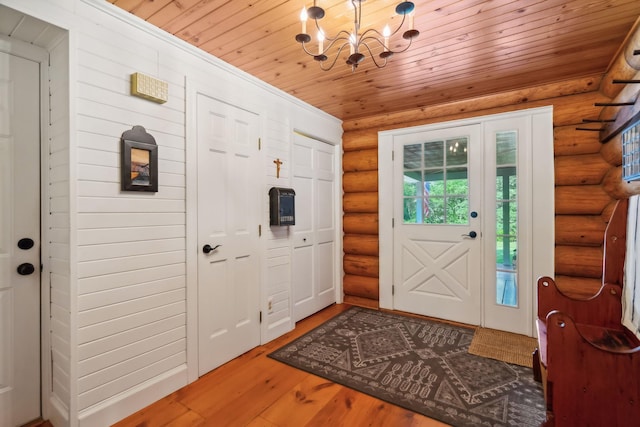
[269,307,545,427]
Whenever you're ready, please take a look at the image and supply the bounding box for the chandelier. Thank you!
[295,1,419,71]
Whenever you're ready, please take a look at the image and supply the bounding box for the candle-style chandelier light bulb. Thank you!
[295,1,419,72]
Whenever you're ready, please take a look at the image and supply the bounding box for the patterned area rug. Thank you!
[269,307,545,427]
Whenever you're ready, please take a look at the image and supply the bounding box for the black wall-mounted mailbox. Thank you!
[269,187,295,226]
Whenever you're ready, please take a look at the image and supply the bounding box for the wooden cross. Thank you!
[273,158,283,178]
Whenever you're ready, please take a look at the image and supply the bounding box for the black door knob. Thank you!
[202,244,221,254]
[18,238,35,250]
[17,263,35,276]
[461,231,477,238]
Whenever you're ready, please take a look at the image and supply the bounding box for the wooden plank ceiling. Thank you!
[111,0,640,121]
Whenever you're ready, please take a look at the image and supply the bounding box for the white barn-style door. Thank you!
[0,50,41,426]
[196,94,261,376]
[392,124,483,325]
[291,133,336,322]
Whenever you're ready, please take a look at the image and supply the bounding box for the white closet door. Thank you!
[292,133,336,322]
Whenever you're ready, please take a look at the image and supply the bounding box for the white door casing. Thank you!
[0,51,41,426]
[392,125,483,325]
[292,133,336,322]
[196,94,261,376]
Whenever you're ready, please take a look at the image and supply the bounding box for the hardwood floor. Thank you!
[112,303,449,427]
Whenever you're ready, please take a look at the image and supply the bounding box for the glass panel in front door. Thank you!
[495,131,517,307]
[402,138,469,224]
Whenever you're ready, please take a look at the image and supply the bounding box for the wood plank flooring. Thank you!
[112,303,449,427]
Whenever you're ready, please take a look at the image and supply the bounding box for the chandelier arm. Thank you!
[320,42,352,71]
[322,29,354,43]
[358,33,415,55]
[321,36,351,55]
[360,41,388,69]
[312,18,353,44]
[358,35,386,53]
[299,40,319,56]
[389,35,414,54]
[387,13,408,38]
[359,28,385,40]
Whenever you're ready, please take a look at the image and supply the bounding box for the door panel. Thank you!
[197,95,260,376]
[292,133,336,322]
[393,125,482,325]
[0,51,41,426]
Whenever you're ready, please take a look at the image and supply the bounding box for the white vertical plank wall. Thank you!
[0,0,343,426]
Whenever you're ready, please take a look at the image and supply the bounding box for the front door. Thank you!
[196,94,261,376]
[0,51,41,426]
[393,124,483,325]
[382,108,553,335]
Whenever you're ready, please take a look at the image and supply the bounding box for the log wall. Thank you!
[341,23,640,307]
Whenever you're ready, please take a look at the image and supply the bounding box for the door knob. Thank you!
[17,263,35,276]
[203,244,221,254]
[17,238,35,250]
[462,231,477,238]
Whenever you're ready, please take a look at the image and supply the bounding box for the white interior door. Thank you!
[0,51,41,426]
[292,133,336,322]
[196,94,260,376]
[393,125,483,325]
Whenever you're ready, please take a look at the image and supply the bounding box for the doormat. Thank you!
[268,307,545,427]
[468,327,537,368]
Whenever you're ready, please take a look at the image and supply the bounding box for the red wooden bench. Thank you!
[534,198,640,426]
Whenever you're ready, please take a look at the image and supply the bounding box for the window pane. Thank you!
[446,197,468,224]
[404,144,422,169]
[403,198,419,223]
[496,167,516,200]
[446,168,468,195]
[424,197,444,224]
[496,131,517,165]
[424,140,444,168]
[446,138,468,166]
[403,173,421,196]
[495,130,518,308]
[424,170,444,196]
[496,270,517,307]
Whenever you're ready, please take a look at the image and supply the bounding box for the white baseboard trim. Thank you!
[47,394,69,427]
[265,316,293,343]
[78,365,188,427]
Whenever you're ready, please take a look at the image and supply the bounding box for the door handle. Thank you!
[203,244,221,254]
[17,238,35,250]
[462,231,477,238]
[17,263,35,276]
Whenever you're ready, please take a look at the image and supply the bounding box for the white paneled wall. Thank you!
[74,31,187,417]
[1,0,342,426]
[263,114,294,340]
